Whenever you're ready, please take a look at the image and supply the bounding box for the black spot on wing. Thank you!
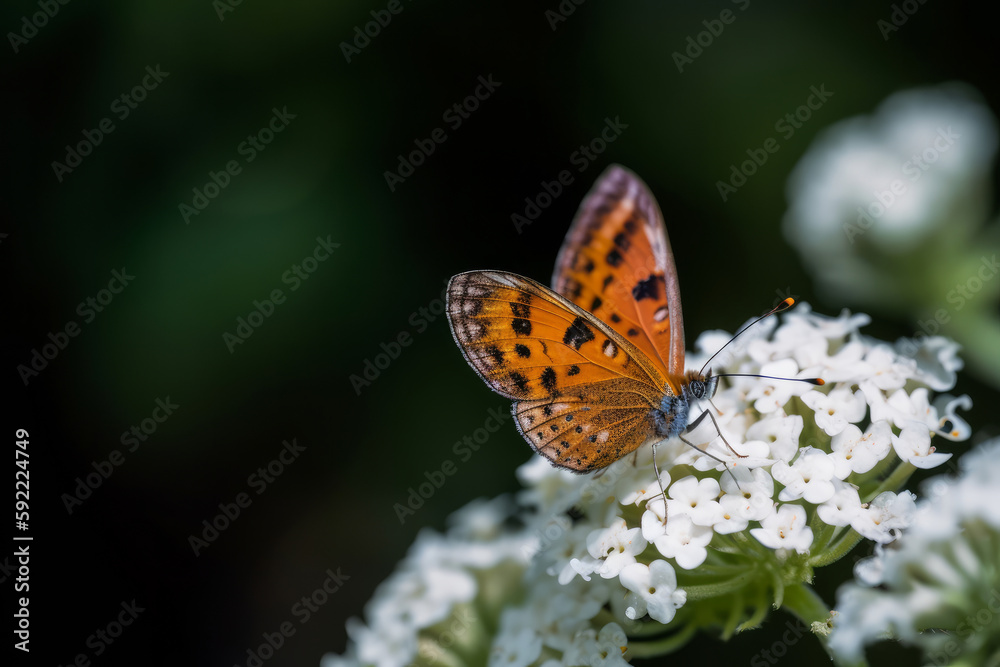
[610,313,621,323]
[486,345,504,366]
[509,371,529,393]
[567,365,580,376]
[515,344,531,358]
[627,328,639,337]
[606,249,623,267]
[590,296,602,312]
[512,318,532,335]
[563,317,596,350]
[510,302,531,318]
[632,275,662,301]
[602,275,614,290]
[613,232,630,251]
[541,367,558,396]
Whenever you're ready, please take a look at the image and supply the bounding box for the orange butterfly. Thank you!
[446,165,800,474]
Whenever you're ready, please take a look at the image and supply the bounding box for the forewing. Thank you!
[446,270,666,472]
[552,164,687,381]
[446,270,666,402]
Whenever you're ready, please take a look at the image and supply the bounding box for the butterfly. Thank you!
[446,165,809,475]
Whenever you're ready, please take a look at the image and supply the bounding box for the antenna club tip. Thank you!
[813,378,825,386]
[782,297,795,308]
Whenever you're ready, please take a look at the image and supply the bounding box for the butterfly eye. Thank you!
[690,380,706,400]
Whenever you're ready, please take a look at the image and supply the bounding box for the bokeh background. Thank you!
[5,1,999,665]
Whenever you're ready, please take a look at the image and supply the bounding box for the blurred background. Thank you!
[4,1,999,665]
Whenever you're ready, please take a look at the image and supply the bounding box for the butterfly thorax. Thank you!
[651,370,718,438]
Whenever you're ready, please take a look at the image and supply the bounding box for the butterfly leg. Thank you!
[651,439,669,527]
[680,410,745,488]
[684,410,747,459]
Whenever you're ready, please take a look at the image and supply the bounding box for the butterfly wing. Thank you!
[446,270,666,471]
[552,164,687,385]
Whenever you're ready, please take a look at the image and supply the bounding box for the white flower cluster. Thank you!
[829,437,1000,665]
[325,306,971,666]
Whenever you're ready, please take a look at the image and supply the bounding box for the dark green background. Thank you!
[5,1,998,665]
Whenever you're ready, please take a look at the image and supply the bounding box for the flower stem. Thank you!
[809,527,863,568]
[778,583,853,665]
[862,459,915,503]
[626,623,698,658]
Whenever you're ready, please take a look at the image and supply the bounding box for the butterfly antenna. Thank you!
[714,373,824,386]
[698,298,795,376]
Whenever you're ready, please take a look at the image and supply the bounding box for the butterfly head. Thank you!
[652,371,718,439]
[682,369,719,403]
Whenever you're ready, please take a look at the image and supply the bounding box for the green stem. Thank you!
[809,527,864,568]
[862,459,916,503]
[779,583,864,666]
[682,570,757,601]
[626,623,698,658]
